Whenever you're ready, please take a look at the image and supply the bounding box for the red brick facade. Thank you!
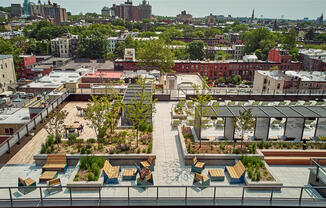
[114,59,302,80]
[17,56,54,80]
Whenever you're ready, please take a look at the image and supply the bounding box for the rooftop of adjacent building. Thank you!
[257,70,326,82]
[84,71,123,79]
[0,55,13,60]
[0,107,30,124]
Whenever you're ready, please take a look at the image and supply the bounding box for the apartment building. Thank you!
[51,34,78,58]
[0,55,16,93]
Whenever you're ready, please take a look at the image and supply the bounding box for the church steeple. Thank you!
[251,9,255,20]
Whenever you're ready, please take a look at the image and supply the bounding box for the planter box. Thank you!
[66,162,104,191]
[244,161,283,191]
[177,126,264,166]
[34,154,156,166]
[171,105,187,119]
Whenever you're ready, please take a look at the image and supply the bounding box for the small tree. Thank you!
[233,109,256,149]
[45,109,68,145]
[84,95,111,141]
[191,77,213,148]
[123,78,156,147]
[104,81,122,134]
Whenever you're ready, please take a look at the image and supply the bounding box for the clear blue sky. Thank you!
[2,0,325,20]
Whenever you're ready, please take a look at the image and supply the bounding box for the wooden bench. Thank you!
[42,154,67,173]
[47,178,62,194]
[18,177,36,195]
[193,172,210,187]
[225,160,246,184]
[208,169,225,181]
[191,157,205,173]
[103,160,120,184]
[122,169,137,181]
[140,157,154,171]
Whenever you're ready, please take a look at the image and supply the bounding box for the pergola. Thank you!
[121,84,153,126]
[195,105,326,140]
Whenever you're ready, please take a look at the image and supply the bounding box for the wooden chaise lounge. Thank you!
[18,177,36,195]
[47,178,62,194]
[140,157,154,171]
[225,160,246,184]
[42,154,67,173]
[191,157,205,173]
[103,160,120,184]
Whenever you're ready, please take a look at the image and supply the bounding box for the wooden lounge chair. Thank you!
[18,177,36,195]
[42,154,67,173]
[193,173,210,187]
[225,160,246,184]
[191,157,205,173]
[122,169,137,180]
[140,157,154,171]
[103,160,120,184]
[47,178,62,194]
[39,171,57,183]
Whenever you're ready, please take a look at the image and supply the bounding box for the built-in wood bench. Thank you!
[122,169,137,180]
[39,171,57,183]
[264,156,326,165]
[42,154,67,173]
[225,161,246,184]
[103,160,120,184]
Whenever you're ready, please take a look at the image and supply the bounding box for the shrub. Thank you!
[147,124,153,133]
[75,139,84,143]
[87,138,96,143]
[259,140,265,149]
[142,148,146,153]
[40,143,46,154]
[69,134,77,143]
[55,135,62,144]
[137,148,140,154]
[187,143,192,153]
[88,172,95,181]
[86,149,92,154]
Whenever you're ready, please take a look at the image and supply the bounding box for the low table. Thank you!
[122,169,137,180]
[39,171,57,183]
[208,169,225,181]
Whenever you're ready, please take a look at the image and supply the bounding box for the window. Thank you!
[5,128,14,135]
[277,83,280,89]
[264,79,267,84]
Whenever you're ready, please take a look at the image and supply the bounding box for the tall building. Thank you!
[51,34,78,58]
[23,0,31,16]
[0,55,16,93]
[176,11,193,24]
[139,0,152,20]
[11,4,23,17]
[110,0,151,21]
[30,1,67,25]
[317,13,324,24]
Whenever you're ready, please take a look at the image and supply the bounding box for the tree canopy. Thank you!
[187,40,205,60]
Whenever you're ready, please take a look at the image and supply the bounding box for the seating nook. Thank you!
[18,177,36,195]
[191,157,205,173]
[193,172,210,187]
[42,154,67,173]
[103,160,120,184]
[225,160,246,184]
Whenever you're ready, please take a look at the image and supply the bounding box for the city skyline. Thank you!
[2,0,326,20]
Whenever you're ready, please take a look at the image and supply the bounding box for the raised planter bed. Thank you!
[34,154,156,166]
[171,105,187,119]
[177,126,263,166]
[66,162,104,191]
[244,161,283,191]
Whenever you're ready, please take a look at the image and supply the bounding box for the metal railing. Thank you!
[311,158,326,183]
[0,91,69,158]
[0,185,325,207]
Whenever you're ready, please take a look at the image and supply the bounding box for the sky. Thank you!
[2,0,326,20]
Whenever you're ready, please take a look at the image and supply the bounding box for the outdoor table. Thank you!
[208,169,225,181]
[39,171,57,183]
[122,169,137,180]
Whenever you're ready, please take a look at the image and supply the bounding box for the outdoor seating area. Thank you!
[136,167,154,186]
[208,169,225,181]
[42,154,67,173]
[46,178,62,194]
[140,157,154,171]
[225,161,246,184]
[39,171,58,183]
[122,169,138,181]
[193,172,211,187]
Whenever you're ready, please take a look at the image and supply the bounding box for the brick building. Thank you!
[111,0,151,21]
[114,58,302,81]
[17,55,54,80]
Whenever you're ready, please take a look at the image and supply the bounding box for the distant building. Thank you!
[30,1,67,25]
[250,9,255,23]
[317,13,324,24]
[17,55,54,80]
[206,13,216,26]
[101,7,111,16]
[108,37,124,53]
[51,34,78,58]
[253,70,326,93]
[124,48,136,61]
[243,54,258,62]
[11,4,23,17]
[0,55,16,93]
[268,48,293,64]
[139,0,152,20]
[299,48,326,71]
[176,10,192,24]
[231,45,245,60]
[23,0,31,16]
[0,11,8,20]
[110,0,152,21]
